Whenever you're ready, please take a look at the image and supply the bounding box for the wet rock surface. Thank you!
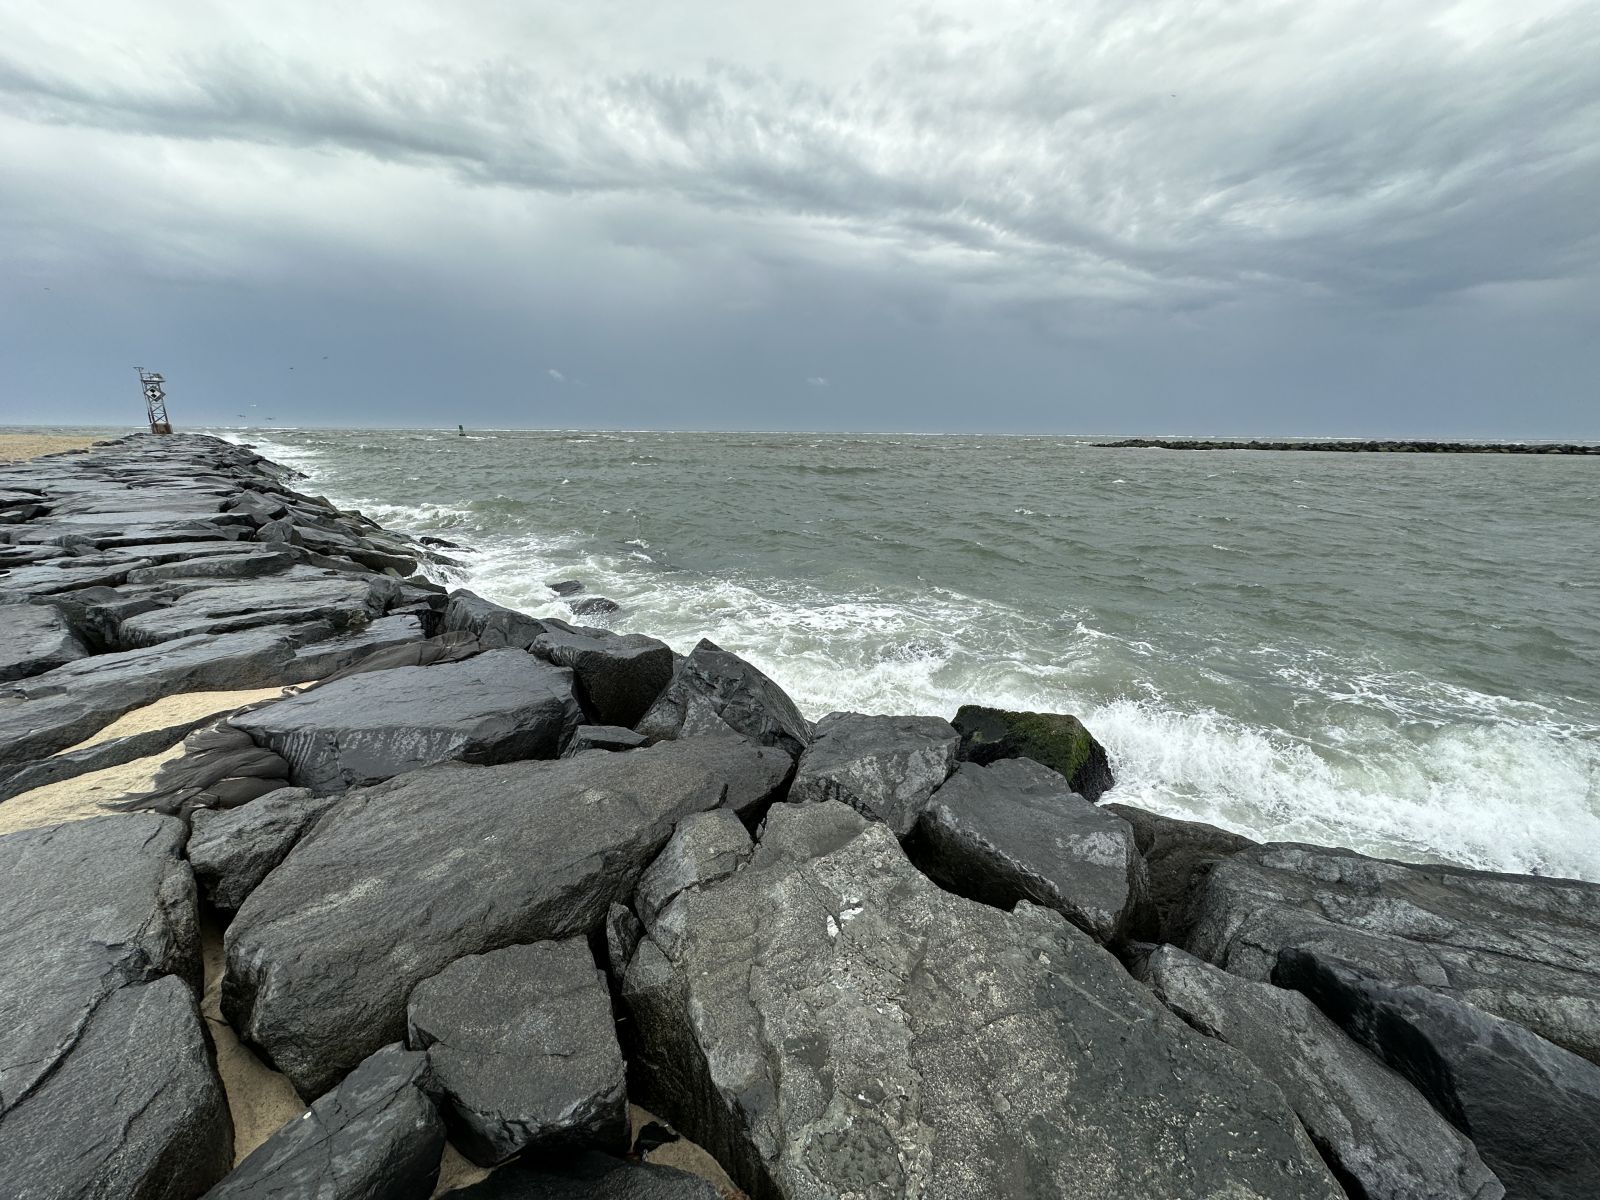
[529,618,674,728]
[1181,842,1600,1064]
[1107,803,1258,939]
[407,939,627,1166]
[636,638,812,757]
[230,648,582,791]
[201,1043,444,1200]
[224,734,792,1096]
[623,801,1342,1200]
[1277,947,1600,1200]
[189,786,340,914]
[912,758,1151,944]
[1139,945,1503,1200]
[788,711,958,836]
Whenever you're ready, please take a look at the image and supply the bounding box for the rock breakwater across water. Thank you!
[1,432,1595,1198]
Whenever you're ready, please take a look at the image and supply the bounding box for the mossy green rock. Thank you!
[951,705,1114,801]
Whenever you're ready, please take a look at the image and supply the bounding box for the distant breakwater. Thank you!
[1098,437,1599,454]
[3,433,1599,1199]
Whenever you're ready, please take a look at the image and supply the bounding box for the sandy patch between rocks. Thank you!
[0,744,186,835]
[0,433,106,462]
[58,686,288,753]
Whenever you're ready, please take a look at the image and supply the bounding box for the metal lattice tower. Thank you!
[138,369,172,434]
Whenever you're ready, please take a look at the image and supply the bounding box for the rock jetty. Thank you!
[1098,437,1599,454]
[2,432,1595,1198]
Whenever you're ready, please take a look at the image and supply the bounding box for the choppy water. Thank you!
[216,427,1600,881]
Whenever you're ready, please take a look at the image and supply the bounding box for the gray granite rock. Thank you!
[407,940,627,1166]
[443,588,549,649]
[634,809,753,926]
[224,734,791,1096]
[202,1043,443,1200]
[912,758,1152,944]
[606,902,644,980]
[0,601,88,681]
[530,619,674,728]
[189,787,339,914]
[112,569,396,648]
[0,814,228,1198]
[1182,842,1600,1064]
[635,638,811,758]
[1106,803,1258,939]
[230,649,582,791]
[0,976,233,1200]
[788,711,958,836]
[1277,947,1600,1200]
[439,1153,721,1199]
[288,612,428,679]
[564,724,649,756]
[622,801,1343,1200]
[0,814,201,1109]
[1139,945,1502,1200]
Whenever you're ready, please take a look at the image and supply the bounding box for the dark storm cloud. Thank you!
[1,1,1597,433]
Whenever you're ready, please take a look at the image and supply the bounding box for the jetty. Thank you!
[1,433,1595,1198]
[1097,437,1599,453]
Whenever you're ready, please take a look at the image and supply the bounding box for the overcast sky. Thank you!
[2,1,1597,435]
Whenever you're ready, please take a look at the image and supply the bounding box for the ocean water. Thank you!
[216,427,1600,881]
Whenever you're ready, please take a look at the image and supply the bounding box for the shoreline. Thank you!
[3,432,1595,1198]
[0,432,114,462]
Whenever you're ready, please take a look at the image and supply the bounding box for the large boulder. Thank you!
[202,1043,444,1200]
[111,569,395,649]
[0,976,234,1200]
[950,704,1114,800]
[1181,843,1600,1064]
[788,712,958,837]
[443,588,549,649]
[1139,945,1503,1200]
[407,940,627,1166]
[1106,803,1257,939]
[911,758,1151,944]
[189,787,339,915]
[224,734,792,1096]
[620,801,1343,1200]
[440,1153,722,1199]
[1277,948,1600,1200]
[230,649,582,791]
[0,815,230,1198]
[529,619,674,728]
[636,639,811,758]
[0,601,88,681]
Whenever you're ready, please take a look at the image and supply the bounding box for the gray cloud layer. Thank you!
[2,1,1597,433]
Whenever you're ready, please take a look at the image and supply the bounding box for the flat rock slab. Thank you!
[1278,948,1600,1200]
[224,734,791,1096]
[636,638,812,758]
[1181,843,1600,1065]
[190,787,340,915]
[621,801,1342,1200]
[231,649,582,791]
[0,601,87,681]
[288,612,426,679]
[408,940,627,1166]
[913,758,1151,944]
[530,619,674,728]
[440,1153,722,1198]
[0,976,233,1200]
[951,704,1115,801]
[202,1043,443,1200]
[788,711,958,836]
[1106,803,1257,939]
[114,570,393,648]
[1140,945,1503,1200]
[0,813,200,1110]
